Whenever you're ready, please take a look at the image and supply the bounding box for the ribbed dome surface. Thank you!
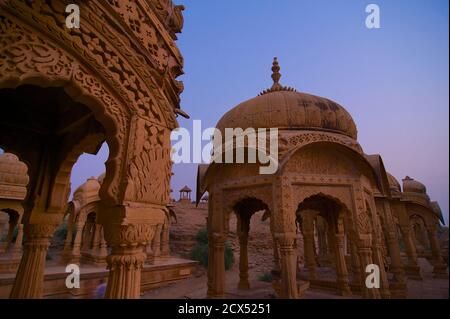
[0,153,28,187]
[74,177,100,196]
[402,176,426,194]
[216,90,357,139]
[387,173,401,193]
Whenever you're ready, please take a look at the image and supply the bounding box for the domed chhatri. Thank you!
[179,185,192,203]
[216,58,357,139]
[387,172,401,193]
[97,173,106,185]
[199,59,448,299]
[74,176,101,195]
[73,176,101,206]
[0,153,28,200]
[0,153,28,187]
[0,153,28,274]
[402,176,427,194]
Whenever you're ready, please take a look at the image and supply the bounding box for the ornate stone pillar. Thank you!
[381,201,406,295]
[105,246,146,298]
[301,214,317,280]
[160,222,170,258]
[71,223,83,262]
[357,235,381,299]
[93,225,102,251]
[81,223,90,251]
[103,223,152,299]
[272,234,281,273]
[294,238,301,273]
[276,233,298,299]
[400,225,422,280]
[385,230,406,283]
[327,230,336,268]
[10,224,56,298]
[98,227,108,260]
[316,222,329,265]
[334,233,352,296]
[61,222,74,262]
[146,241,154,264]
[349,239,363,290]
[237,214,250,290]
[303,228,317,280]
[206,231,214,297]
[426,225,448,278]
[372,241,391,298]
[207,233,226,298]
[152,224,162,258]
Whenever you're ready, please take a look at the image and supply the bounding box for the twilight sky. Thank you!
[38,1,450,223]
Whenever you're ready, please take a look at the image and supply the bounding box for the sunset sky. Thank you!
[60,0,448,223]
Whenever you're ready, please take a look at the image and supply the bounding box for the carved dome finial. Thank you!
[259,57,297,96]
[271,57,282,90]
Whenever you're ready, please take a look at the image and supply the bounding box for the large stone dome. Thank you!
[216,58,358,139]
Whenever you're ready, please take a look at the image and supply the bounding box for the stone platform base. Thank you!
[271,279,310,298]
[389,281,407,299]
[297,273,363,297]
[0,255,21,274]
[0,257,197,298]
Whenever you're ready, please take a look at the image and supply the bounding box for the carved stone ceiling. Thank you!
[0,84,97,136]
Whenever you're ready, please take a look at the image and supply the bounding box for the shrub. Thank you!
[195,227,208,244]
[55,222,68,239]
[12,226,18,241]
[258,272,273,282]
[190,241,209,267]
[190,228,234,270]
[224,241,234,270]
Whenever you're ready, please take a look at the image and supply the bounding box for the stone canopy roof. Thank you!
[215,58,358,139]
[179,185,191,192]
[0,153,28,200]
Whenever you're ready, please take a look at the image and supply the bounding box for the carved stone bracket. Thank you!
[103,223,155,248]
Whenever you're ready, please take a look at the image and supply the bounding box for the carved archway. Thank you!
[293,189,354,220]
[277,134,364,174]
[1,0,185,298]
[0,18,128,206]
[223,186,273,215]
